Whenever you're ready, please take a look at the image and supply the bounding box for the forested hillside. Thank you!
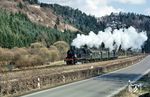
[0,9,75,48]
[40,3,106,33]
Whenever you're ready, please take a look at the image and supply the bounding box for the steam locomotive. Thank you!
[65,46,118,65]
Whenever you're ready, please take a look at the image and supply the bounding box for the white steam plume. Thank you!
[71,26,148,51]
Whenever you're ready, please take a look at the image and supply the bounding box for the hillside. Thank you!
[40,3,150,52]
[0,9,76,48]
[0,0,78,48]
[0,0,150,52]
[0,0,80,32]
[40,3,106,33]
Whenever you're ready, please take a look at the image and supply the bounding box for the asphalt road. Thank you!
[22,55,150,97]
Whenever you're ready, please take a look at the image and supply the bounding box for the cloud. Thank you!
[39,0,123,17]
[85,5,122,17]
[114,0,146,5]
[38,0,70,4]
[145,8,150,16]
[80,0,123,17]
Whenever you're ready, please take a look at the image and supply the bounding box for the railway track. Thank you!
[0,55,134,74]
[0,55,145,81]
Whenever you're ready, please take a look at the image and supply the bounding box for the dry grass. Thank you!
[114,89,138,97]
[137,73,150,94]
[0,41,69,70]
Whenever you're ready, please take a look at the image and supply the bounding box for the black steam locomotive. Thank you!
[64,46,118,65]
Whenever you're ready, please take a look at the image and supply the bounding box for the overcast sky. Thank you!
[39,0,150,17]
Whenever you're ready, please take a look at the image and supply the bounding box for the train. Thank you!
[64,46,118,65]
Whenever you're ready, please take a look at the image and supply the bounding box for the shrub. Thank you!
[0,41,67,68]
[38,47,52,62]
[15,54,44,68]
[0,48,14,62]
[30,42,45,49]
[11,47,29,61]
[49,45,59,51]
[0,47,4,61]
[53,41,69,59]
[30,55,44,66]
[15,55,30,68]
[3,49,14,61]
[49,50,60,62]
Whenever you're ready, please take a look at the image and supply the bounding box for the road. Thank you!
[22,55,150,97]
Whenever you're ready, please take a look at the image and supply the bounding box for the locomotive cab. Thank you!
[65,46,77,65]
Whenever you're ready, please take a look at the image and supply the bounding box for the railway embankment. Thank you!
[0,55,146,97]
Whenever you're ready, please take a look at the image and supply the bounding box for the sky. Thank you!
[39,0,150,17]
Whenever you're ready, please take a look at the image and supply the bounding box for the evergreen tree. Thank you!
[0,9,76,48]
